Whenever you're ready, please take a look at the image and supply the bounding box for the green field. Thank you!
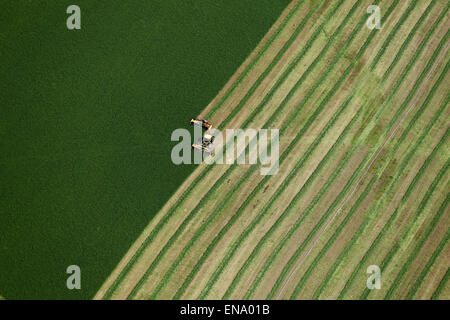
[0,0,289,299]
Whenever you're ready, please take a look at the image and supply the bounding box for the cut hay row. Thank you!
[229,70,375,300]
[279,77,438,298]
[99,0,311,299]
[336,124,449,299]
[415,229,448,299]
[313,130,443,298]
[332,130,448,299]
[161,0,370,300]
[364,167,449,300]
[266,100,394,299]
[256,0,442,297]
[98,0,450,300]
[334,29,450,299]
[237,0,344,127]
[405,202,450,299]
[307,30,450,300]
[313,113,444,298]
[243,97,370,299]
[361,157,449,299]
[318,129,444,296]
[431,267,450,299]
[128,0,352,299]
[382,161,450,298]
[240,18,425,292]
[311,7,450,299]
[293,59,450,299]
[292,175,378,297]
[281,147,373,299]
[306,30,446,297]
[368,0,418,71]
[195,0,385,299]
[378,0,418,81]
[363,105,449,300]
[288,93,447,299]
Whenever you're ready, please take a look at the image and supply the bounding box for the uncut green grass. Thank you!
[0,0,289,299]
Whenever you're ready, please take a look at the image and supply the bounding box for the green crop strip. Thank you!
[231,80,371,300]
[196,1,387,300]
[280,79,431,299]
[147,0,364,300]
[334,28,450,299]
[297,55,447,300]
[337,125,450,299]
[399,198,450,300]
[339,133,449,300]
[369,0,418,72]
[125,0,342,299]
[101,0,307,299]
[290,177,379,298]
[262,1,429,300]
[197,0,395,300]
[380,0,441,83]
[243,0,423,299]
[312,8,449,299]
[383,175,450,299]
[431,267,450,299]
[298,59,449,299]
[284,150,375,299]
[243,97,368,299]
[361,160,449,300]
[414,225,449,299]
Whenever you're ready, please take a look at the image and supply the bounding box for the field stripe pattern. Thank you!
[96,0,450,300]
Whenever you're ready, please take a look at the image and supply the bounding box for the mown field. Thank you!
[96,0,450,300]
[0,0,289,299]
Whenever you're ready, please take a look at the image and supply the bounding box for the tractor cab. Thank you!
[190,118,212,130]
[202,132,215,144]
